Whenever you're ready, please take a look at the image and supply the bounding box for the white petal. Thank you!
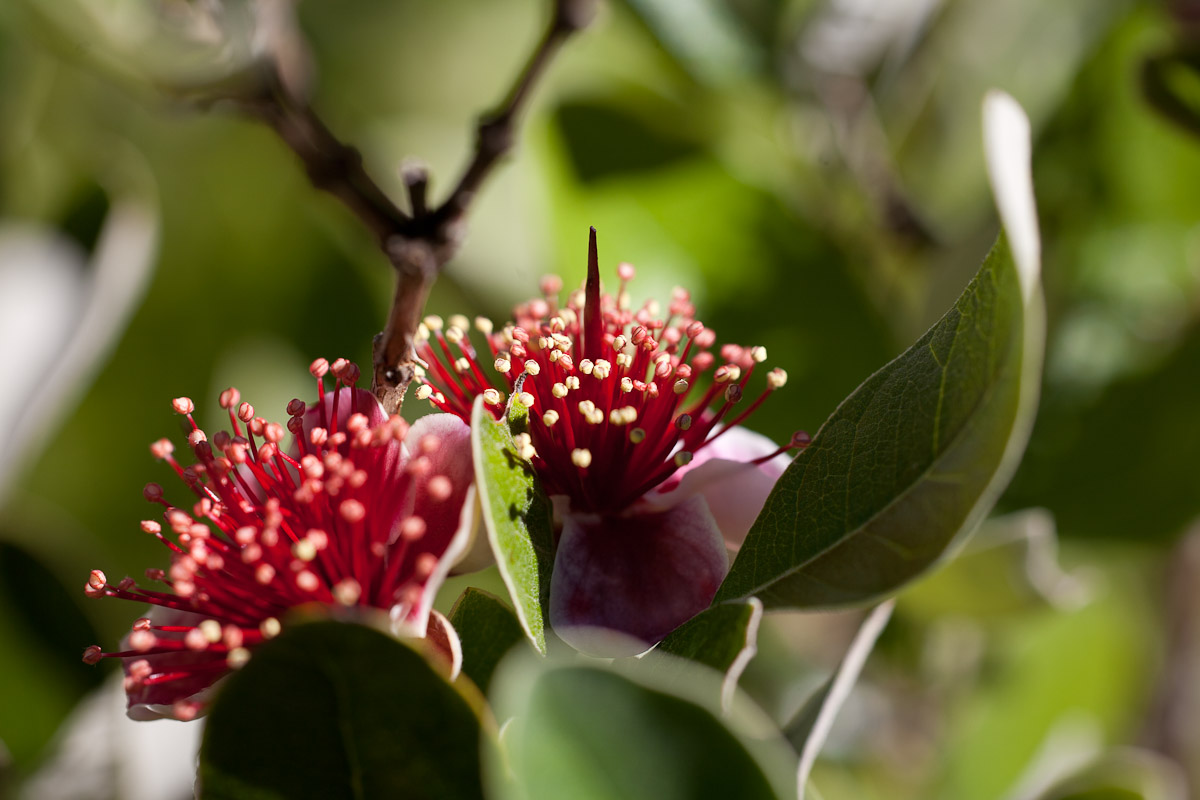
[644,426,791,549]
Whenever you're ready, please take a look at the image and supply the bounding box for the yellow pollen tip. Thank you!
[768,368,788,389]
[542,410,560,427]
[334,578,362,605]
[483,388,503,406]
[494,357,512,373]
[571,448,592,468]
[292,539,317,562]
[517,392,536,408]
[514,433,535,460]
[227,647,251,668]
[674,451,693,467]
[579,359,594,375]
[674,379,689,394]
[552,382,569,398]
[630,428,646,444]
[475,316,494,335]
[525,361,541,376]
[200,619,222,643]
[260,618,281,639]
[751,346,768,362]
[416,385,433,400]
[621,377,634,393]
[448,314,470,332]
[610,406,638,425]
[423,314,443,330]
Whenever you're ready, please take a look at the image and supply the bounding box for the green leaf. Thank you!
[555,100,705,183]
[785,602,894,798]
[655,598,763,711]
[1142,49,1200,140]
[489,657,793,800]
[623,0,760,85]
[715,95,1045,609]
[1027,749,1186,800]
[198,620,486,800]
[470,394,555,654]
[448,588,527,695]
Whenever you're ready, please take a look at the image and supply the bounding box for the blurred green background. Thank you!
[1,0,1198,797]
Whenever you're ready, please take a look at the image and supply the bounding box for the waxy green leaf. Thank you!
[471,394,555,654]
[655,598,763,711]
[716,94,1044,609]
[448,587,527,694]
[489,657,793,800]
[198,620,486,800]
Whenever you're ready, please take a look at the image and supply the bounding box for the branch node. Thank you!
[477,115,517,160]
[554,0,598,33]
[401,159,430,217]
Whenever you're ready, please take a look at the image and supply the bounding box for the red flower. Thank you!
[83,358,476,719]
[413,230,806,653]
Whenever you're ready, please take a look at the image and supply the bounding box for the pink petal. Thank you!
[399,413,479,635]
[423,609,463,681]
[549,493,729,656]
[647,425,791,549]
[302,387,389,446]
[299,387,406,509]
[121,608,224,721]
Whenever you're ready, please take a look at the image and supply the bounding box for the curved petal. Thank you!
[647,425,791,549]
[549,494,729,656]
[423,608,464,682]
[302,386,389,443]
[397,413,479,635]
[120,608,225,721]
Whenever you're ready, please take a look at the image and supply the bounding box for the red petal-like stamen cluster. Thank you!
[414,229,801,512]
[83,358,460,720]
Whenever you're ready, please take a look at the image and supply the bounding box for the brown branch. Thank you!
[433,0,594,225]
[251,86,411,246]
[237,0,594,413]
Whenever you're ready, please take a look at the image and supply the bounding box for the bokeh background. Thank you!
[0,0,1197,797]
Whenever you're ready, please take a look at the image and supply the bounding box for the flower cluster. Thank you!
[83,358,475,719]
[413,230,805,652]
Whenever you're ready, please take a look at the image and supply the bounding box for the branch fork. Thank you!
[233,0,594,412]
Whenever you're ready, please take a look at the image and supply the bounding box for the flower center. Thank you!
[82,358,459,719]
[414,228,801,512]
